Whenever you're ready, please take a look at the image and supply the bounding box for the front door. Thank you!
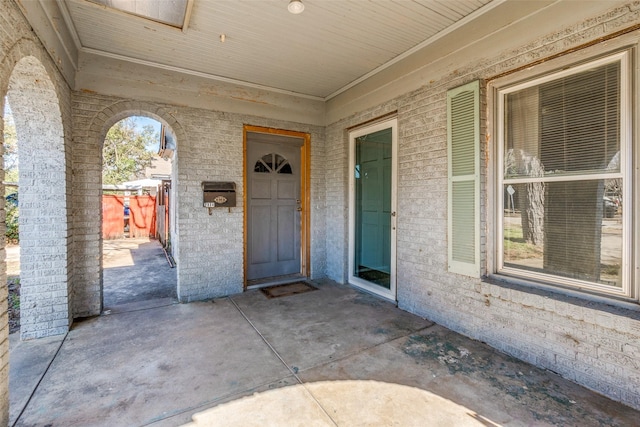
[246,132,304,281]
[349,118,398,301]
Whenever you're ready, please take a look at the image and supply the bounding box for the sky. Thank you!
[131,116,162,152]
[3,101,13,124]
[135,116,162,134]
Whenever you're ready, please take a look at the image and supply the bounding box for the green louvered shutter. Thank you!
[447,81,480,277]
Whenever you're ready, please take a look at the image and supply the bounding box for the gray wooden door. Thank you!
[247,138,302,280]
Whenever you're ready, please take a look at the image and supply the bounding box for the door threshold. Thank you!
[246,273,306,290]
[348,277,397,303]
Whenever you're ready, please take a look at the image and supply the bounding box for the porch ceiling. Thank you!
[57,0,503,99]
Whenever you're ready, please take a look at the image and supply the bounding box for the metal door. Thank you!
[247,137,302,280]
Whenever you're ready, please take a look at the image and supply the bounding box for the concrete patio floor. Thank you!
[102,238,177,310]
[8,241,640,426]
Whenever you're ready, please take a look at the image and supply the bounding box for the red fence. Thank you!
[102,195,156,239]
[102,195,125,239]
[129,195,157,238]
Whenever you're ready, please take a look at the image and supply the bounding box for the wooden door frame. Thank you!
[243,125,311,289]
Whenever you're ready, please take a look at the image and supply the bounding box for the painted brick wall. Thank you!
[9,63,72,340]
[71,94,326,308]
[171,107,245,300]
[0,0,75,422]
[171,110,326,301]
[72,92,115,317]
[325,2,640,410]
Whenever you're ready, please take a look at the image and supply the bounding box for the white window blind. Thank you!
[448,81,480,277]
[498,52,630,297]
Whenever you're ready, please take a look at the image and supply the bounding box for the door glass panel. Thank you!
[354,128,392,289]
[254,153,293,174]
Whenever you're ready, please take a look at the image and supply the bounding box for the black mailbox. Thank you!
[202,182,236,208]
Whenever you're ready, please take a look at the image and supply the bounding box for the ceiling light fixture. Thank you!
[288,0,305,14]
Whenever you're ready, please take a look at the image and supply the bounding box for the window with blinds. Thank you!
[497,51,631,297]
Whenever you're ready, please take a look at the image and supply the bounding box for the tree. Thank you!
[3,105,19,242]
[102,117,158,185]
[520,158,544,247]
[3,108,18,183]
[506,148,545,246]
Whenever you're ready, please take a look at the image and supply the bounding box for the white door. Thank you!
[349,118,398,301]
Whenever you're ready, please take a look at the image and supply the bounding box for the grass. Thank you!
[600,263,620,276]
[503,226,543,260]
[8,276,20,334]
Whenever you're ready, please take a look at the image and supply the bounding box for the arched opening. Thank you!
[100,114,177,310]
[5,56,70,340]
[3,100,20,335]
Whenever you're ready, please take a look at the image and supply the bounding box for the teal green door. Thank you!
[349,119,397,300]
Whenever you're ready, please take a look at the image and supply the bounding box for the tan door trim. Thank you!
[243,125,311,289]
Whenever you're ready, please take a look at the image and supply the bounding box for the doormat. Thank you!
[260,281,317,299]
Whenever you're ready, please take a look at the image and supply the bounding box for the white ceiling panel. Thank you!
[63,0,496,98]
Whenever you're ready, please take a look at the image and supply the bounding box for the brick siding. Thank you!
[71,95,326,305]
[324,1,640,410]
[0,0,75,423]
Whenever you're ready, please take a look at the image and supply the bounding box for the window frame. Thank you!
[489,45,637,302]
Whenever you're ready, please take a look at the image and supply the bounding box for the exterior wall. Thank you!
[172,107,244,301]
[71,93,326,310]
[324,123,348,283]
[171,110,326,301]
[325,2,640,410]
[9,57,71,340]
[0,0,74,422]
[145,156,172,179]
[76,53,326,127]
[72,96,187,315]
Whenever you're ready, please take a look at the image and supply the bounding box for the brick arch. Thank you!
[5,54,71,341]
[80,101,183,313]
[0,37,64,102]
[89,102,185,147]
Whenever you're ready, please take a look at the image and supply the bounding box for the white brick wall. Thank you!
[9,69,71,340]
[0,0,75,422]
[71,95,326,306]
[324,2,640,410]
[172,111,326,300]
[71,96,190,315]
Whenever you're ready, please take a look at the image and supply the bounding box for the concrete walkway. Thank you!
[8,245,640,425]
[102,237,177,310]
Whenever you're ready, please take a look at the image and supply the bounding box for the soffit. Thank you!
[61,0,496,99]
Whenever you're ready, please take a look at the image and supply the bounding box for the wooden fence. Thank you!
[102,195,157,239]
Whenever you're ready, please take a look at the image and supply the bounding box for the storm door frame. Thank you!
[348,117,398,301]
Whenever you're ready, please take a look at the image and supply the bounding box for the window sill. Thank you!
[483,274,640,318]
